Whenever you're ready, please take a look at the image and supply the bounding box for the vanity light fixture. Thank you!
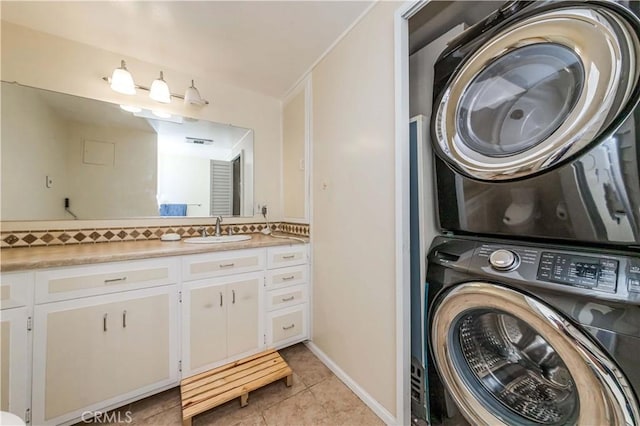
[103,60,210,105]
[149,71,171,104]
[110,60,136,95]
[184,80,205,106]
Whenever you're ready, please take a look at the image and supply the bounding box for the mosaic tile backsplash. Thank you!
[1,222,309,248]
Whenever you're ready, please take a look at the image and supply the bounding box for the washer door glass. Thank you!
[432,4,640,181]
[453,310,578,425]
[430,282,640,425]
[457,44,584,158]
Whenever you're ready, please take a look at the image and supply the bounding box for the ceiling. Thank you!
[1,1,372,99]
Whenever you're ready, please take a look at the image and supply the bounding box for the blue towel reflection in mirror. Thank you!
[159,204,187,216]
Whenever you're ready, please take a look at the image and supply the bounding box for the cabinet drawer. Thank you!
[267,304,307,348]
[267,245,308,269]
[0,271,33,310]
[35,258,179,304]
[266,284,307,311]
[182,249,265,281]
[266,265,308,289]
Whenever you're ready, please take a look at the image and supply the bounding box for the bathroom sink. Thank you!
[184,235,252,244]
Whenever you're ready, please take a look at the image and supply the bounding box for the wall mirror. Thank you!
[1,82,254,221]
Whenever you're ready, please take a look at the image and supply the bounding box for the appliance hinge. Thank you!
[25,408,31,424]
[263,277,266,287]
[178,360,182,372]
[27,316,32,331]
[263,334,266,344]
[178,291,182,303]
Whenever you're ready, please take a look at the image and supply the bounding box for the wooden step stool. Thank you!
[180,349,293,426]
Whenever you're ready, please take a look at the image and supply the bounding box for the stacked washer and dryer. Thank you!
[420,1,640,425]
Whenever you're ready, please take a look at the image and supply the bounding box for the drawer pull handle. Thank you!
[122,310,127,328]
[281,296,295,302]
[103,313,108,332]
[282,275,295,281]
[220,292,223,307]
[219,263,235,268]
[104,277,127,284]
[232,290,236,304]
[282,255,295,259]
[282,324,295,330]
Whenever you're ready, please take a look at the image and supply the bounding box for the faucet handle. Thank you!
[228,225,234,236]
[197,226,207,237]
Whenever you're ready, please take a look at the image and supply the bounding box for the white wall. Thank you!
[65,122,159,219]
[1,21,281,228]
[157,153,210,217]
[1,83,70,220]
[282,89,306,219]
[311,1,401,419]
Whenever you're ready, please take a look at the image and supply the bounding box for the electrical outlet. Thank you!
[46,175,53,188]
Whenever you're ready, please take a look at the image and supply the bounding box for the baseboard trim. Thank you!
[305,341,397,425]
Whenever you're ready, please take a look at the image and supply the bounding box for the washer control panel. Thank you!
[469,242,640,297]
[537,252,618,292]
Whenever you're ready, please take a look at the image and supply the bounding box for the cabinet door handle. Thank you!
[122,310,127,328]
[219,263,235,268]
[282,255,295,260]
[232,289,236,304]
[281,296,295,302]
[282,324,295,330]
[103,313,108,332]
[282,275,295,281]
[104,276,127,284]
[220,292,223,307]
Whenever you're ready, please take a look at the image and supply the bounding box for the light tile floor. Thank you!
[79,343,384,426]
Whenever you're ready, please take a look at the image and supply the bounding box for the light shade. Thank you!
[184,80,205,105]
[110,60,136,95]
[150,71,171,103]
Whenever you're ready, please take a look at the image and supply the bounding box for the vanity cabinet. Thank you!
[31,259,180,426]
[181,249,265,378]
[265,245,309,348]
[1,240,309,424]
[0,271,33,423]
[182,273,261,376]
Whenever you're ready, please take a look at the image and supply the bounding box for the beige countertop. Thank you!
[0,233,308,272]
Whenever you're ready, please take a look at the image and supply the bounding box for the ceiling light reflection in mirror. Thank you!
[0,82,254,221]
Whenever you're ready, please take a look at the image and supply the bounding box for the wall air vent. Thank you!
[185,137,214,145]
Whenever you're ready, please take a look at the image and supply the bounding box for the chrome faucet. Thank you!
[215,216,223,236]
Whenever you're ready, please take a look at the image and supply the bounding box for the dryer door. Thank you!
[432,3,640,181]
[430,282,639,425]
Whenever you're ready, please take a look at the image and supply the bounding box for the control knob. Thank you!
[489,249,519,271]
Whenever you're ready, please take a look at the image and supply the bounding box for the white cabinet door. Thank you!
[0,307,29,422]
[227,277,260,358]
[185,281,227,372]
[32,286,178,425]
[182,272,263,377]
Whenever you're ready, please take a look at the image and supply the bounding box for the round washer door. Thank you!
[430,282,639,425]
[432,3,640,181]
